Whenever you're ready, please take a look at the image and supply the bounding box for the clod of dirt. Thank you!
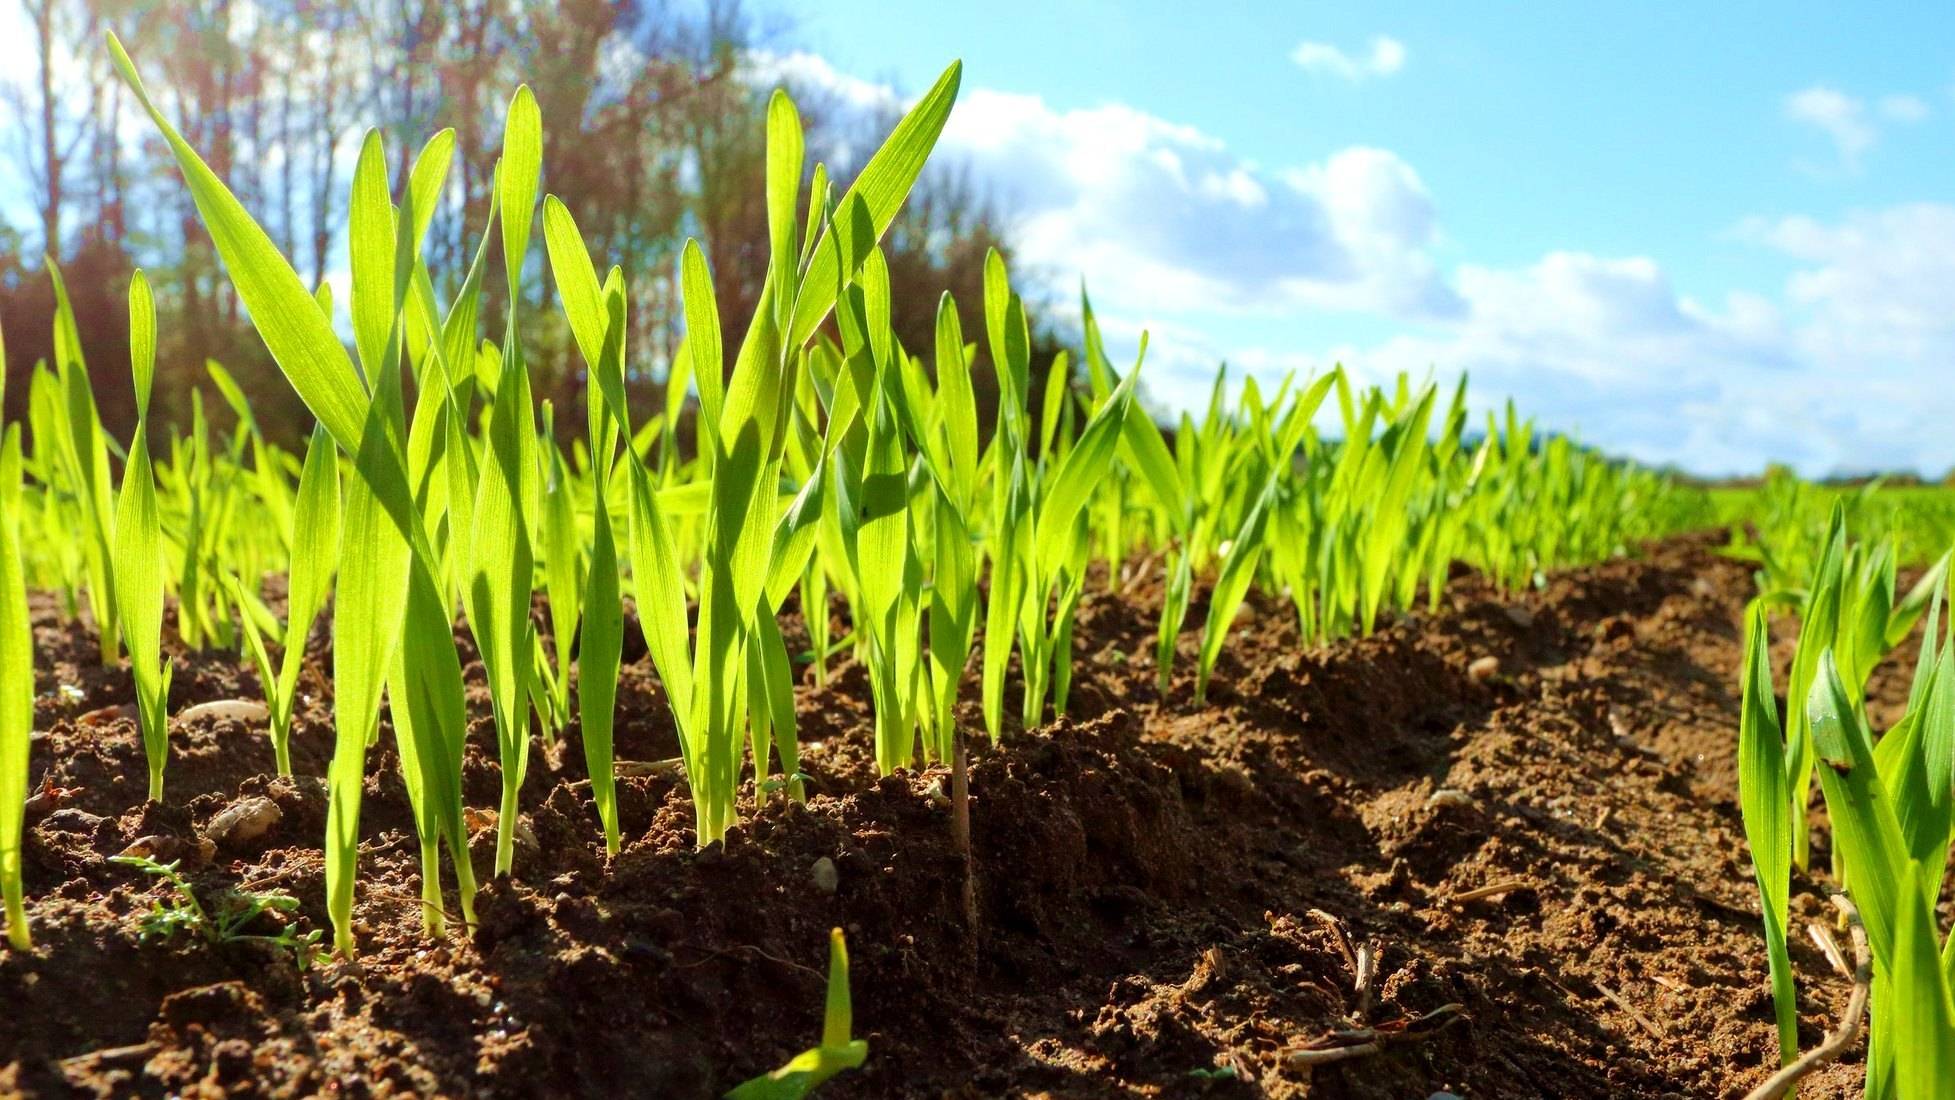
[37,807,106,837]
[2,536,1879,1098]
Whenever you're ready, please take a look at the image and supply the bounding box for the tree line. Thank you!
[1,0,1054,447]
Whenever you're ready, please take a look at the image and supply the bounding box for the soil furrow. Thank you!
[0,535,1871,1097]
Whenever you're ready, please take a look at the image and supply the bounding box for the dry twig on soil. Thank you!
[1594,980,1664,1040]
[1289,910,1461,1070]
[1450,878,1533,903]
[1285,1004,1466,1069]
[1741,893,1870,1100]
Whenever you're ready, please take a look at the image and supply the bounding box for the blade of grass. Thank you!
[0,411,30,950]
[725,928,869,1099]
[113,271,172,801]
[788,62,962,348]
[1737,602,1798,1067]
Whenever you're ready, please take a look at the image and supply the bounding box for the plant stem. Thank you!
[418,836,445,937]
[494,783,519,876]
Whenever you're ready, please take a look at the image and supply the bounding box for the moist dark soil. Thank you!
[0,534,1883,1098]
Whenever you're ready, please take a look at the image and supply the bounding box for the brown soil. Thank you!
[0,534,1882,1098]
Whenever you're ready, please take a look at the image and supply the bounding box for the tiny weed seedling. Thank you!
[112,855,322,969]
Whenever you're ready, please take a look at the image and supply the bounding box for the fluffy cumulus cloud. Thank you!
[1785,87,1877,168]
[1289,36,1407,82]
[1336,212,1955,476]
[942,94,1460,321]
[1737,204,1955,364]
[1784,85,1932,171]
[759,52,1954,477]
[746,50,902,116]
[762,50,1457,323]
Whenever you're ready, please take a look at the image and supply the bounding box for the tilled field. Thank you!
[0,535,1877,1097]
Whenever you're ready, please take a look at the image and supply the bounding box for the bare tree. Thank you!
[8,0,110,258]
[2,0,1038,449]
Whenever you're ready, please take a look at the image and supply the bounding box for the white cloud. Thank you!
[1879,93,1930,122]
[945,94,1462,320]
[1289,36,1407,82]
[747,50,901,115]
[1304,258,1804,473]
[766,54,1457,322]
[1736,203,1955,365]
[1785,86,1933,172]
[1263,206,1955,476]
[1785,86,1877,169]
[739,52,1955,476]
[1095,211,1955,477]
[1282,149,1457,317]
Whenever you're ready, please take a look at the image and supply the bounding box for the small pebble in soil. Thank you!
[176,698,270,726]
[810,856,839,895]
[206,796,282,849]
[1467,655,1501,681]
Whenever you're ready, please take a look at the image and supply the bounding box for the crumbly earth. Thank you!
[0,534,1883,1098]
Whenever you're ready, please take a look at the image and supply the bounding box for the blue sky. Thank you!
[4,4,1949,476]
[777,1,1955,476]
